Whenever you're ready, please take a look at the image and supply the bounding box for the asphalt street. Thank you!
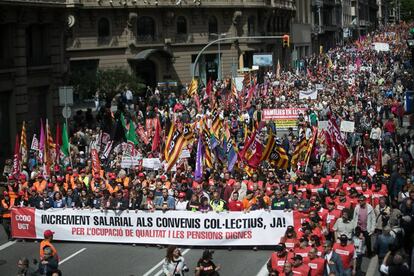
[0,227,376,276]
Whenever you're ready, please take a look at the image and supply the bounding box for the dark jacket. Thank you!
[324,251,344,276]
[36,256,59,276]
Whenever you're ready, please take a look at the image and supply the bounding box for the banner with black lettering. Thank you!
[12,208,294,246]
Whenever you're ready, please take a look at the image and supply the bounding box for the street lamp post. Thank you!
[210,33,227,81]
[192,35,286,79]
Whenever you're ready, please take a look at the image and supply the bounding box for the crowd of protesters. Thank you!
[2,22,414,275]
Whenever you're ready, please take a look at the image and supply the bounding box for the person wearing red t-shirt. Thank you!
[333,235,357,275]
[294,237,312,259]
[304,247,325,276]
[342,176,355,195]
[334,191,352,211]
[291,255,310,276]
[267,244,294,275]
[371,183,387,207]
[326,201,342,239]
[307,181,323,195]
[227,192,243,211]
[280,226,299,251]
[360,183,373,204]
[325,169,342,193]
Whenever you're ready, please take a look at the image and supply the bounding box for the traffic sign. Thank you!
[62,106,72,119]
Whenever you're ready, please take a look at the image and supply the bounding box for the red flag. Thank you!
[376,144,382,172]
[246,137,264,169]
[327,117,350,162]
[244,85,255,110]
[12,134,20,178]
[206,78,212,96]
[151,118,161,152]
[91,148,101,175]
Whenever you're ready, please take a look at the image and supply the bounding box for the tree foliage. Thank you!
[69,67,146,101]
[401,0,414,21]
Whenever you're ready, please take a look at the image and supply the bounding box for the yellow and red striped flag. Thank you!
[187,79,198,97]
[20,121,27,163]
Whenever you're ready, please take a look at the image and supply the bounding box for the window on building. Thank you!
[177,16,187,35]
[248,16,255,36]
[208,16,218,40]
[98,17,111,45]
[26,24,50,66]
[0,24,14,69]
[137,16,155,40]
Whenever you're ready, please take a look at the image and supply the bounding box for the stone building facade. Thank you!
[66,0,296,87]
[0,0,67,165]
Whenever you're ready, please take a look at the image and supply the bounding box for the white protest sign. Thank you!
[120,156,142,168]
[318,121,329,130]
[142,158,162,170]
[299,90,318,100]
[372,42,389,52]
[340,121,355,132]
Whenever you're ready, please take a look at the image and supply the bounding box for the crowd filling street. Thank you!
[2,23,414,276]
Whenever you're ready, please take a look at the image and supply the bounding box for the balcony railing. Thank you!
[136,34,162,45]
[73,0,294,8]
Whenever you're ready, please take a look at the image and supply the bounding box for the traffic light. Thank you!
[282,34,290,48]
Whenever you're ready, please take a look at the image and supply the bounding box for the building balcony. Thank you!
[0,0,67,6]
[70,0,295,9]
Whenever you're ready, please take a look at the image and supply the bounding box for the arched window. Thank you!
[176,16,187,35]
[97,18,110,45]
[208,16,218,40]
[137,16,155,40]
[248,16,255,36]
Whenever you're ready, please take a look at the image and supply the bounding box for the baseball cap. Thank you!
[347,176,353,181]
[138,173,145,177]
[160,175,167,181]
[178,192,186,198]
[339,234,348,242]
[8,175,15,181]
[44,230,55,238]
[292,255,303,261]
[66,166,72,171]
[19,174,26,181]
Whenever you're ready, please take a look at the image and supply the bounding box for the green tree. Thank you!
[69,67,146,102]
[401,0,414,21]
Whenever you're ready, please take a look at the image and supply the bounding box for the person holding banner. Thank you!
[1,191,14,240]
[162,245,189,276]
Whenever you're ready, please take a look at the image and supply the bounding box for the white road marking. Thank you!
[256,259,269,276]
[0,241,16,251]
[59,248,87,265]
[143,248,191,276]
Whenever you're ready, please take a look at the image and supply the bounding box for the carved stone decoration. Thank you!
[128,12,137,29]
[232,10,242,26]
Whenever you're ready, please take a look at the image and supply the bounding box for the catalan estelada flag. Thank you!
[261,132,275,162]
[270,145,289,170]
[211,109,222,137]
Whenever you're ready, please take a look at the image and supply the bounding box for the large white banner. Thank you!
[299,89,318,100]
[12,208,294,246]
